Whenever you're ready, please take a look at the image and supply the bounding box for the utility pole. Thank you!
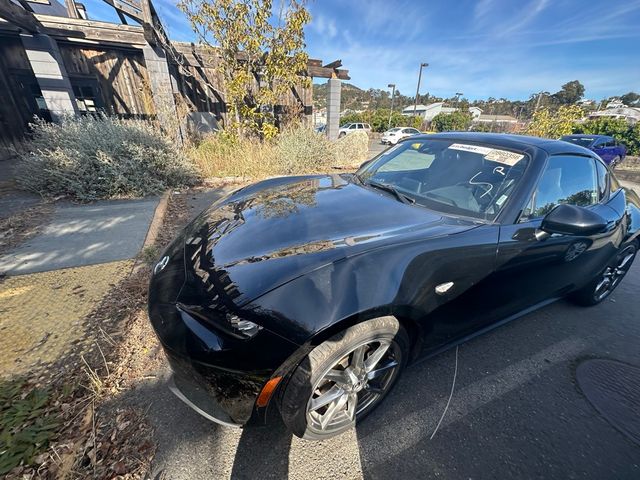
[534,91,546,112]
[413,62,428,116]
[387,83,396,129]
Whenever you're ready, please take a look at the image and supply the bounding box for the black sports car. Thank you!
[148,132,640,440]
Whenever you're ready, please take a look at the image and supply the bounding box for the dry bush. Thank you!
[190,125,369,178]
[16,115,199,201]
[333,130,369,167]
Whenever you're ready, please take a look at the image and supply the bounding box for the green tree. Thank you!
[179,0,310,138]
[431,111,472,132]
[620,92,640,106]
[553,80,585,105]
[526,105,584,138]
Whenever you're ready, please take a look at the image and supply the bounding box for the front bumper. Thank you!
[169,374,241,428]
[149,300,298,425]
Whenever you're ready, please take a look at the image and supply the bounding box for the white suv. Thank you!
[338,123,371,137]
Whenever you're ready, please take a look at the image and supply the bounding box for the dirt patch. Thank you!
[0,203,54,257]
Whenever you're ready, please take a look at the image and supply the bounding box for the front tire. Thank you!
[569,243,637,306]
[278,317,408,440]
[611,155,621,169]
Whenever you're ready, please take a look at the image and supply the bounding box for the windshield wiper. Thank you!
[367,180,415,205]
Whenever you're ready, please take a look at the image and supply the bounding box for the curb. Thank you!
[142,190,171,250]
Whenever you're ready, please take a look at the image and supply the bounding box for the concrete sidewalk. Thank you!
[0,197,159,275]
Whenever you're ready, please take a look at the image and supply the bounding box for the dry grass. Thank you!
[189,126,369,179]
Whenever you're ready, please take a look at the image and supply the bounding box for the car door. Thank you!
[491,154,623,315]
[593,138,614,163]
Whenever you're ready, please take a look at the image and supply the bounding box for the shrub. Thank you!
[275,126,334,173]
[16,116,199,201]
[526,105,584,138]
[333,130,369,167]
[432,111,472,132]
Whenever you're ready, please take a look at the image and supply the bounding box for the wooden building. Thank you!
[0,0,349,157]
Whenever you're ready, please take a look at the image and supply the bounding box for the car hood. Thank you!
[180,174,480,306]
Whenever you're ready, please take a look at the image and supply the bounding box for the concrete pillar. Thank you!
[20,34,78,121]
[326,78,341,140]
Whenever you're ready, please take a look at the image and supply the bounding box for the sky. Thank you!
[80,0,640,101]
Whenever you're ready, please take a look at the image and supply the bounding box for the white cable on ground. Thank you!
[430,345,459,440]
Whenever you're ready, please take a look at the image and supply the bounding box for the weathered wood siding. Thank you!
[58,44,153,116]
[0,33,41,156]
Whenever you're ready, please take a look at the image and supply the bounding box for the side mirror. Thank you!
[536,204,607,240]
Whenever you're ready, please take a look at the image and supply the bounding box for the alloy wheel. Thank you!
[305,338,401,435]
[593,246,636,302]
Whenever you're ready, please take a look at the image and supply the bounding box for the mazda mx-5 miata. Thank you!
[148,132,640,440]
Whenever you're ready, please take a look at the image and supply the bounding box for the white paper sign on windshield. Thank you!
[448,143,524,166]
[483,149,524,166]
[448,143,493,155]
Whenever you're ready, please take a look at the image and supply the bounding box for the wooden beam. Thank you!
[65,0,80,18]
[307,65,350,80]
[0,0,41,33]
[322,59,342,69]
[15,0,34,13]
[103,0,143,22]
[36,14,146,45]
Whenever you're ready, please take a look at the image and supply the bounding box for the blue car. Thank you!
[560,134,626,167]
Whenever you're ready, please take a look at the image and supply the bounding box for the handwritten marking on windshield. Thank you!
[469,172,493,198]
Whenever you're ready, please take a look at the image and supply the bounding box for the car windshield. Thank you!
[341,123,352,128]
[387,128,402,133]
[356,139,530,221]
[561,136,595,148]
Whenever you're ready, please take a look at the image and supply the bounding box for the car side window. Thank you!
[595,159,609,201]
[523,155,598,220]
[349,124,356,129]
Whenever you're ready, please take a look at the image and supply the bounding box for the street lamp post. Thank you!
[455,92,463,109]
[413,62,429,116]
[387,83,396,129]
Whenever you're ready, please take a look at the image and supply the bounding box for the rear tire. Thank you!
[278,317,409,440]
[569,243,637,306]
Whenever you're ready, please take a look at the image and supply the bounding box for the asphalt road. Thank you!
[137,182,640,480]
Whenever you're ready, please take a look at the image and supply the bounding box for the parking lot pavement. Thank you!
[368,138,387,159]
[141,256,640,479]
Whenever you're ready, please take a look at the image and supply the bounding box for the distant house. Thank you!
[588,107,640,125]
[401,102,457,121]
[606,100,626,109]
[469,106,482,119]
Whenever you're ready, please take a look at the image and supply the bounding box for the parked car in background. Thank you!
[381,127,421,145]
[148,132,640,441]
[560,134,626,167]
[338,122,371,137]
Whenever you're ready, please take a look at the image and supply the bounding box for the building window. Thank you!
[71,79,103,113]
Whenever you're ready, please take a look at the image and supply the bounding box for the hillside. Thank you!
[312,82,369,110]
